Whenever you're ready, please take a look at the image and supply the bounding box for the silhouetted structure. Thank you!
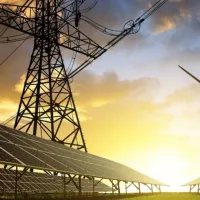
[0,0,168,151]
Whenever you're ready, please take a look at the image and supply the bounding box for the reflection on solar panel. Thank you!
[0,125,165,185]
[0,168,111,194]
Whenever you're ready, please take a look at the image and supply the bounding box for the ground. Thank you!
[2,193,200,200]
[121,193,200,200]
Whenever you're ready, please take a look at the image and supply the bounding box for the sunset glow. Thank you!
[0,0,200,192]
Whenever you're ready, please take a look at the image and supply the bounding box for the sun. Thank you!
[147,148,188,191]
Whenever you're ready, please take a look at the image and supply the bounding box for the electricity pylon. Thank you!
[0,0,168,151]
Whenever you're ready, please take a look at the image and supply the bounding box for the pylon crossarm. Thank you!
[57,26,105,57]
[67,24,139,78]
[0,3,35,36]
[57,0,86,25]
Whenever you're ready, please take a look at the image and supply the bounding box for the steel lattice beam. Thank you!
[0,3,35,35]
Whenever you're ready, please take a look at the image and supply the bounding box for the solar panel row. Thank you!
[0,168,111,194]
[0,125,166,185]
[182,177,200,186]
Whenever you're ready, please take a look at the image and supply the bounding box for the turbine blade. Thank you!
[178,65,200,84]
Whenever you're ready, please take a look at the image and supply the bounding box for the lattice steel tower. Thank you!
[0,0,168,151]
[14,0,88,151]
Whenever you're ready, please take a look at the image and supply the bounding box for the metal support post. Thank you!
[138,183,141,193]
[111,180,114,194]
[109,179,120,195]
[125,182,127,194]
[159,185,161,193]
[143,183,153,193]
[190,185,196,193]
[154,184,161,193]
[68,174,83,196]
[132,182,140,193]
[63,174,66,198]
[92,177,95,196]
[15,167,18,200]
[78,175,82,196]
[93,178,104,196]
[112,184,114,194]
[151,184,153,193]
[117,180,120,195]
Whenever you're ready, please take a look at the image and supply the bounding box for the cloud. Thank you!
[147,0,200,47]
[0,39,31,100]
[0,69,161,122]
[75,0,200,58]
[0,99,18,123]
[70,71,200,151]
[166,83,200,105]
[162,83,200,138]
[69,72,200,181]
[71,71,160,109]
[154,16,176,34]
[4,67,200,141]
[1,0,24,4]
[14,74,25,93]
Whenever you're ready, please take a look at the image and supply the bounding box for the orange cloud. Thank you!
[0,99,18,123]
[1,0,23,4]
[72,72,159,109]
[154,16,176,34]
[13,74,25,93]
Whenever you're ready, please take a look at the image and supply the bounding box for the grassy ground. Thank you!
[122,193,200,200]
[1,193,200,200]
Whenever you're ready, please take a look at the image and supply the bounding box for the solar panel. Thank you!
[0,125,166,185]
[0,168,111,194]
[182,177,200,186]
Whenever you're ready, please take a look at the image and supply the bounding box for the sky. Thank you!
[1,0,200,192]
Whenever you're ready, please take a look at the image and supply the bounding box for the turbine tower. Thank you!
[0,0,168,151]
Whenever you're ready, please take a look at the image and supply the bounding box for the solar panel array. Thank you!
[182,177,200,186]
[0,125,166,185]
[0,168,111,194]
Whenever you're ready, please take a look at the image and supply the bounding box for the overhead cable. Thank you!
[0,37,28,68]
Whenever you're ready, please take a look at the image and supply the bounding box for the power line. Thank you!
[0,37,28,68]
[0,34,32,43]
[139,0,168,21]
[1,113,17,126]
[0,27,8,37]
